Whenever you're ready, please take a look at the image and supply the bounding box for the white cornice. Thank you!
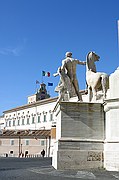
[3,97,58,114]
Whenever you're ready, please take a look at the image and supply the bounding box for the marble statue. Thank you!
[61,52,86,101]
[86,52,109,102]
[53,66,73,102]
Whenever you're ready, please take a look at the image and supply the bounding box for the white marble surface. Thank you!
[109,67,119,99]
[104,67,119,171]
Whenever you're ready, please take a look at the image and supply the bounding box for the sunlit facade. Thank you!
[0,83,57,157]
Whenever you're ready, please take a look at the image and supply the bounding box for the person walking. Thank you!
[41,149,45,158]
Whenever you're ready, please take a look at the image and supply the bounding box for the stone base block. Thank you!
[57,150,103,170]
[56,139,104,170]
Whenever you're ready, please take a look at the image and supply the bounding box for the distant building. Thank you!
[0,129,51,158]
[0,116,4,131]
[0,83,57,157]
[0,82,86,158]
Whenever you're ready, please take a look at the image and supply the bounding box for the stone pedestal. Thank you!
[52,102,104,170]
[104,67,119,171]
[109,67,119,99]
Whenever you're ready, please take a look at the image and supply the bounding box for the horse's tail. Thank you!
[101,74,109,88]
[101,74,109,98]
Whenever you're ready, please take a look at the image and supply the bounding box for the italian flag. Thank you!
[42,71,50,77]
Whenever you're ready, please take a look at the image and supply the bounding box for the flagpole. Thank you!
[41,71,43,83]
[47,84,49,94]
[35,83,37,93]
[42,75,43,83]
[35,80,40,93]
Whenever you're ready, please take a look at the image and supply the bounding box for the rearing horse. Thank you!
[86,52,109,102]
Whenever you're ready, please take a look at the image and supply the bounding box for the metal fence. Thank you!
[0,154,42,158]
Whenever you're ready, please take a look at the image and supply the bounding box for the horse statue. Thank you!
[86,52,109,102]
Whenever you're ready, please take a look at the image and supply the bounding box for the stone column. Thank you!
[104,67,119,171]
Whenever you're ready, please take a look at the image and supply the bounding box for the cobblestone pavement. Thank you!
[0,157,119,180]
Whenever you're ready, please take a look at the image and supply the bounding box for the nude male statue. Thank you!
[61,52,86,101]
[53,67,70,102]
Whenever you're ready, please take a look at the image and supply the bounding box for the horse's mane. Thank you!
[86,52,93,71]
[86,52,97,73]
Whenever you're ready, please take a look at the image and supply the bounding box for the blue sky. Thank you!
[0,0,119,115]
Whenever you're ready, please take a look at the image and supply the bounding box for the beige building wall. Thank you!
[0,137,49,157]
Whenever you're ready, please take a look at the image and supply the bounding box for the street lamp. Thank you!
[21,144,22,155]
[18,136,21,157]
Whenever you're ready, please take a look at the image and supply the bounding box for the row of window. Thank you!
[6,114,53,127]
[10,139,45,146]
[5,110,52,118]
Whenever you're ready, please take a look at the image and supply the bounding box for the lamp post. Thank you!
[18,136,21,157]
[21,143,22,155]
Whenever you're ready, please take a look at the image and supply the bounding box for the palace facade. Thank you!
[0,83,57,157]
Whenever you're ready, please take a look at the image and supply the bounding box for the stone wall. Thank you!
[57,139,104,170]
[60,102,104,140]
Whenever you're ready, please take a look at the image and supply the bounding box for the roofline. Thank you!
[3,90,87,114]
[0,129,51,138]
[3,97,58,114]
